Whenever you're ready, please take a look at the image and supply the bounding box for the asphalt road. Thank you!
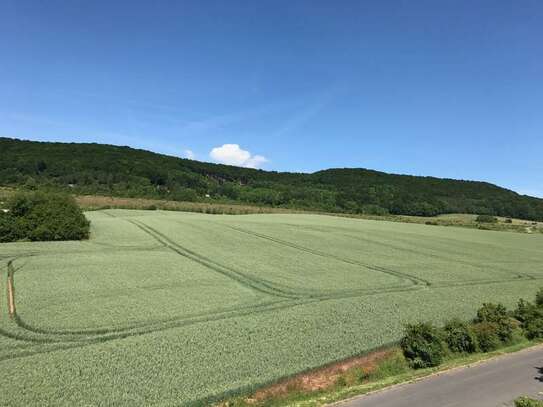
[338,345,543,407]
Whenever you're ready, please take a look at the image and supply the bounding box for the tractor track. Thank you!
[224,224,540,287]
[128,219,303,299]
[2,211,542,353]
[149,217,427,296]
[222,224,430,287]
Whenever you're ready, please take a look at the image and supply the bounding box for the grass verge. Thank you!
[221,340,541,407]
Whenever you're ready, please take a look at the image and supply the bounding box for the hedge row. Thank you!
[401,289,543,368]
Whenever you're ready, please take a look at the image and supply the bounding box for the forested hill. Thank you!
[1,137,542,221]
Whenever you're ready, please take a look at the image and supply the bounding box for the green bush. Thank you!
[0,212,22,242]
[472,322,501,352]
[474,303,514,343]
[443,319,478,353]
[400,322,446,368]
[1,192,90,242]
[536,288,543,307]
[514,296,543,339]
[476,214,498,223]
[515,397,543,407]
[361,204,389,216]
[524,318,543,340]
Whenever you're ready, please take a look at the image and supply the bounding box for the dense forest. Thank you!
[1,137,542,221]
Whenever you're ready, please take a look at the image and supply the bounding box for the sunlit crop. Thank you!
[1,209,542,405]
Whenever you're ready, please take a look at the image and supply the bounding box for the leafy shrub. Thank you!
[361,204,389,216]
[400,322,446,368]
[536,288,543,307]
[443,319,478,353]
[524,318,543,340]
[514,299,541,325]
[476,214,498,223]
[515,397,543,407]
[0,213,22,243]
[474,303,514,343]
[514,295,543,339]
[471,322,501,352]
[1,192,90,242]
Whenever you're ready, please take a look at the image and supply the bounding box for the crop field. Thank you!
[1,210,543,405]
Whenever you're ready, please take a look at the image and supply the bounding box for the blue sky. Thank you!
[1,1,542,197]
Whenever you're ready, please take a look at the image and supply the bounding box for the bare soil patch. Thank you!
[247,349,393,402]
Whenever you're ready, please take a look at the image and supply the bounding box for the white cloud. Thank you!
[182,149,195,160]
[209,144,268,168]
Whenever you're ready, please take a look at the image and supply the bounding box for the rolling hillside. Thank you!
[1,137,542,220]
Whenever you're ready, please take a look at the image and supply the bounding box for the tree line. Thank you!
[1,137,542,221]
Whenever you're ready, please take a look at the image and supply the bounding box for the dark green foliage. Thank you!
[443,319,478,353]
[514,293,543,340]
[535,288,543,307]
[524,318,543,340]
[0,212,22,242]
[476,214,498,223]
[1,137,543,220]
[474,303,514,343]
[471,322,502,352]
[400,322,446,368]
[0,192,90,242]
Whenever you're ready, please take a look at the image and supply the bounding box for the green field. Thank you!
[1,210,543,405]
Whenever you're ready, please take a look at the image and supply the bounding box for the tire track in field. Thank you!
[339,231,535,282]
[160,218,427,297]
[222,224,431,287]
[2,211,538,346]
[6,261,15,317]
[226,224,537,287]
[3,260,543,350]
[128,219,304,299]
[3,254,427,342]
[5,272,543,361]
[3,242,422,343]
[343,232,508,271]
[144,217,430,298]
[5,233,539,345]
[1,295,315,350]
[135,220,406,299]
[8,297,300,344]
[2,253,296,340]
[0,212,304,342]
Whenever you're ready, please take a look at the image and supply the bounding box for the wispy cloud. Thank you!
[175,99,303,136]
[271,86,341,138]
[5,112,77,129]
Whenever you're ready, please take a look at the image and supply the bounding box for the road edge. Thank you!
[324,342,543,407]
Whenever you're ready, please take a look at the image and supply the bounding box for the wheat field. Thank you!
[1,210,542,405]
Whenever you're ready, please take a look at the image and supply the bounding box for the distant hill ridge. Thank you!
[1,137,542,221]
